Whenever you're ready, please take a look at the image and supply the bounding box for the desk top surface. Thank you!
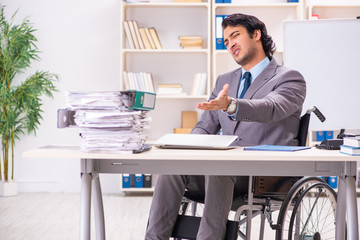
[23,145,360,162]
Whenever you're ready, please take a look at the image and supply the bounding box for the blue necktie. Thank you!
[239,72,251,99]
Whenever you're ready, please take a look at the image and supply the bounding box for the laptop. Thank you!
[152,133,238,150]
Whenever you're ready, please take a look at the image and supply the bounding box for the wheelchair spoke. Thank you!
[290,184,336,240]
[276,178,337,240]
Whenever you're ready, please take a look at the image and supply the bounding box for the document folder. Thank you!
[215,15,225,50]
[134,174,143,188]
[121,90,156,111]
[244,145,311,152]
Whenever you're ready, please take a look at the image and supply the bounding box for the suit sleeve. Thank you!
[235,69,306,123]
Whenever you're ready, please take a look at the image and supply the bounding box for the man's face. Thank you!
[223,25,260,69]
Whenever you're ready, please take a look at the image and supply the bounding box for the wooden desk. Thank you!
[24,146,360,240]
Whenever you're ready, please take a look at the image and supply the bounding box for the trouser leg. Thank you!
[145,175,186,240]
[197,176,236,240]
[145,175,206,240]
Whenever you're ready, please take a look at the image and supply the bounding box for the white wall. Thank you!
[2,0,122,193]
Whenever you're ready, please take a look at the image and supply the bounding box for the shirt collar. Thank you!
[241,57,270,82]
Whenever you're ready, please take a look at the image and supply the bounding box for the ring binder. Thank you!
[121,90,156,111]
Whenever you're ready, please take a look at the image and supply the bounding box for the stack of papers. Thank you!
[66,91,124,109]
[66,91,151,153]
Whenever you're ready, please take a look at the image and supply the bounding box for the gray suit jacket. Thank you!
[192,58,306,146]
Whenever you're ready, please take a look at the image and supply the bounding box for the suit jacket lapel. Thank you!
[243,58,278,99]
[228,69,242,98]
[224,68,241,132]
[232,58,278,134]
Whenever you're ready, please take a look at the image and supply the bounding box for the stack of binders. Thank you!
[122,173,152,188]
[65,90,156,153]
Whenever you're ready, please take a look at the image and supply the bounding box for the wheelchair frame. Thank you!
[174,176,337,240]
[171,107,337,240]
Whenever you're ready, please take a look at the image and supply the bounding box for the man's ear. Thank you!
[254,29,261,41]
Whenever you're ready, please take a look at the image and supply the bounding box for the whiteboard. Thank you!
[284,19,360,131]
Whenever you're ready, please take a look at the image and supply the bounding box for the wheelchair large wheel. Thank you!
[275,177,337,240]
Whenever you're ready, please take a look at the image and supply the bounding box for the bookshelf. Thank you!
[120,0,211,142]
[120,0,211,192]
[307,0,360,19]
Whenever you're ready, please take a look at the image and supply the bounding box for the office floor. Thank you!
[1,192,360,240]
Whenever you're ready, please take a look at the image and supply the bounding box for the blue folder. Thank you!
[215,15,225,50]
[244,145,311,152]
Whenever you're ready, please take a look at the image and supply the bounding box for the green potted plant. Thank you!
[0,7,58,196]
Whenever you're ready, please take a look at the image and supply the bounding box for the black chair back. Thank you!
[297,113,311,147]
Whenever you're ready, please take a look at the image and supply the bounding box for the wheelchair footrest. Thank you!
[171,215,239,240]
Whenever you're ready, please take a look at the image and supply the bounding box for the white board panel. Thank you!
[284,19,360,130]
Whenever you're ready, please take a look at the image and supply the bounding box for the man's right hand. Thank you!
[197,84,232,111]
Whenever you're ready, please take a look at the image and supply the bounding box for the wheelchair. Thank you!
[171,107,338,240]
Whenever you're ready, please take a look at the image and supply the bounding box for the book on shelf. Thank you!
[124,20,162,50]
[144,72,155,93]
[157,84,185,96]
[123,71,155,93]
[127,20,141,49]
[149,27,162,49]
[179,36,204,49]
[132,21,145,50]
[178,36,203,41]
[191,73,207,96]
[123,21,135,49]
[340,145,360,156]
[139,28,153,49]
[144,27,156,49]
[343,137,360,148]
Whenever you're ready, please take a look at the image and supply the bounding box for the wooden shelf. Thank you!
[121,187,155,192]
[156,95,208,99]
[123,49,210,53]
[214,2,300,8]
[124,2,210,8]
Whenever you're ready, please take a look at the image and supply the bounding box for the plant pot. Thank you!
[0,181,18,197]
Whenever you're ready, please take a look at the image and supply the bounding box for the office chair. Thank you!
[171,106,337,240]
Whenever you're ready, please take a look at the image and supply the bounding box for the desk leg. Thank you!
[92,174,106,240]
[80,173,92,240]
[336,176,346,240]
[246,176,253,240]
[346,176,359,240]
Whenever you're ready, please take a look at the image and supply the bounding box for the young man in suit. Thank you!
[145,13,306,240]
